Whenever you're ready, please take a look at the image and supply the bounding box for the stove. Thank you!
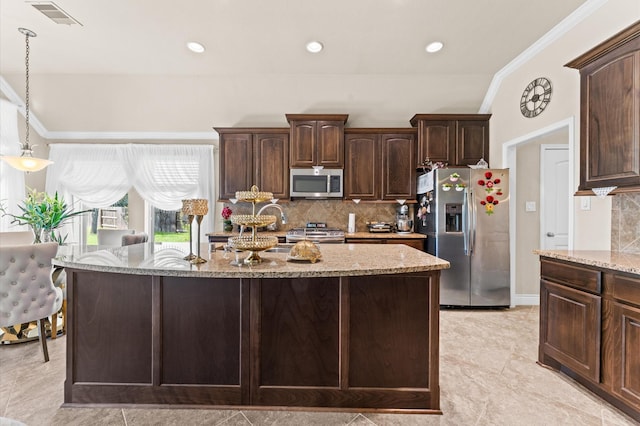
[286,226,346,243]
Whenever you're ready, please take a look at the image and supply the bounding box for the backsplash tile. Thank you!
[222,200,400,232]
[612,193,640,253]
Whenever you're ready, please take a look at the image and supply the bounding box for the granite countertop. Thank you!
[208,231,286,239]
[535,250,640,275]
[207,231,426,239]
[345,232,425,239]
[54,242,449,279]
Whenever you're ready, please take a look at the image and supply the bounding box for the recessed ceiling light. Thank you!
[187,41,205,53]
[425,41,443,53]
[306,41,323,53]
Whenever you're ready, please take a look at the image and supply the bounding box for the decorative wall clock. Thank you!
[520,77,552,118]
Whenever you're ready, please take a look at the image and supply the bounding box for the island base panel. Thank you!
[65,269,440,411]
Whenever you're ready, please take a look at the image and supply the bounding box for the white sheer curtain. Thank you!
[0,99,26,231]
[47,144,130,207]
[119,144,212,211]
[46,143,215,241]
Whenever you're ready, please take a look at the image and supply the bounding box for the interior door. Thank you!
[541,146,569,250]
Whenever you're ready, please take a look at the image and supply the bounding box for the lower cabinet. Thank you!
[539,278,601,382]
[346,237,424,250]
[539,258,640,421]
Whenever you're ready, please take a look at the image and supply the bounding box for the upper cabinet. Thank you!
[286,114,348,168]
[566,21,640,193]
[216,128,289,200]
[344,129,416,200]
[410,114,491,167]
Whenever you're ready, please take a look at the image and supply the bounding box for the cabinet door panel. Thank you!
[381,134,416,199]
[219,133,254,200]
[290,121,316,167]
[582,51,640,188]
[417,121,453,165]
[317,121,344,167]
[610,301,640,411]
[344,134,380,199]
[539,279,601,382]
[456,120,489,166]
[255,133,289,199]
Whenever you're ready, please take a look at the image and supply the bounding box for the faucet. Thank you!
[256,203,287,230]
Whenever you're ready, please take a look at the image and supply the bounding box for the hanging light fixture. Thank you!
[0,28,53,173]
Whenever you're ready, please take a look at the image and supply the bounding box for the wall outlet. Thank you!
[580,197,591,210]
[525,201,537,212]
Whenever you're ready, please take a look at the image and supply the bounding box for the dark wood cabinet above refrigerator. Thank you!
[410,114,491,168]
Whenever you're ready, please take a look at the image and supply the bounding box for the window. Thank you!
[45,144,215,244]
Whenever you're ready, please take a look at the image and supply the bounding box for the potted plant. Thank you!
[442,183,452,191]
[222,206,233,232]
[1,188,90,244]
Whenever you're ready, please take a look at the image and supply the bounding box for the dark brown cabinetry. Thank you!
[346,237,424,250]
[286,114,348,168]
[64,268,441,411]
[539,257,640,421]
[216,128,289,200]
[344,129,416,200]
[566,21,640,193]
[539,260,602,382]
[410,114,490,167]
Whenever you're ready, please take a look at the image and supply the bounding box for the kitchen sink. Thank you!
[265,244,293,253]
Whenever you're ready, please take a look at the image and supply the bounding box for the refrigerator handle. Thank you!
[470,187,477,255]
[463,188,470,256]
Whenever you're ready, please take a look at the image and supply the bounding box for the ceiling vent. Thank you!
[27,1,82,26]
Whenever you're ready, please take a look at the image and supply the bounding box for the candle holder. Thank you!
[181,200,196,261]
[190,199,209,264]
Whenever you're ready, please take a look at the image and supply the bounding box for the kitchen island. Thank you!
[54,243,449,412]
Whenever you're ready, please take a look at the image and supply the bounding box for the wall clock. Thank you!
[520,77,552,118]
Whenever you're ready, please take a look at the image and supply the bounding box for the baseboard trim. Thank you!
[513,294,540,306]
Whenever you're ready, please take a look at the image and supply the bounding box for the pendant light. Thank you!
[0,28,53,173]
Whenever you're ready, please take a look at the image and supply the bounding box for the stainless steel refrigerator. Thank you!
[416,168,510,307]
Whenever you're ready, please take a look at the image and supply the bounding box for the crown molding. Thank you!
[479,0,608,113]
[45,131,216,140]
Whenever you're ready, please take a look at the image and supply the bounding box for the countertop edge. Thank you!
[53,259,449,278]
[535,250,640,275]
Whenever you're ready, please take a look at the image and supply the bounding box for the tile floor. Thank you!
[1,306,637,425]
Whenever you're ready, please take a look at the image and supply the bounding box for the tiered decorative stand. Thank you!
[228,186,278,265]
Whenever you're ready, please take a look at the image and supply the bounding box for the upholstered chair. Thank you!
[0,242,63,362]
[121,232,149,246]
[97,228,134,246]
[0,231,34,246]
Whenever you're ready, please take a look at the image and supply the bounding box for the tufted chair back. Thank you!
[0,242,63,362]
[0,231,34,246]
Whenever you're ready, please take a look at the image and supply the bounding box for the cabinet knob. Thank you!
[546,232,555,237]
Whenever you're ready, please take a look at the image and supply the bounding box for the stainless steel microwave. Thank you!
[290,168,343,198]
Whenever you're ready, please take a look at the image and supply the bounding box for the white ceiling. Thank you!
[0,0,591,132]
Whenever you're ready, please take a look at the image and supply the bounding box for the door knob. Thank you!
[546,232,555,237]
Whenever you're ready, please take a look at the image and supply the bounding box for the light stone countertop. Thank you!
[535,249,640,275]
[344,232,425,239]
[207,231,426,239]
[53,242,449,279]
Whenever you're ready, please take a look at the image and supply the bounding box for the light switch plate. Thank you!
[525,201,536,212]
[580,197,591,210]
